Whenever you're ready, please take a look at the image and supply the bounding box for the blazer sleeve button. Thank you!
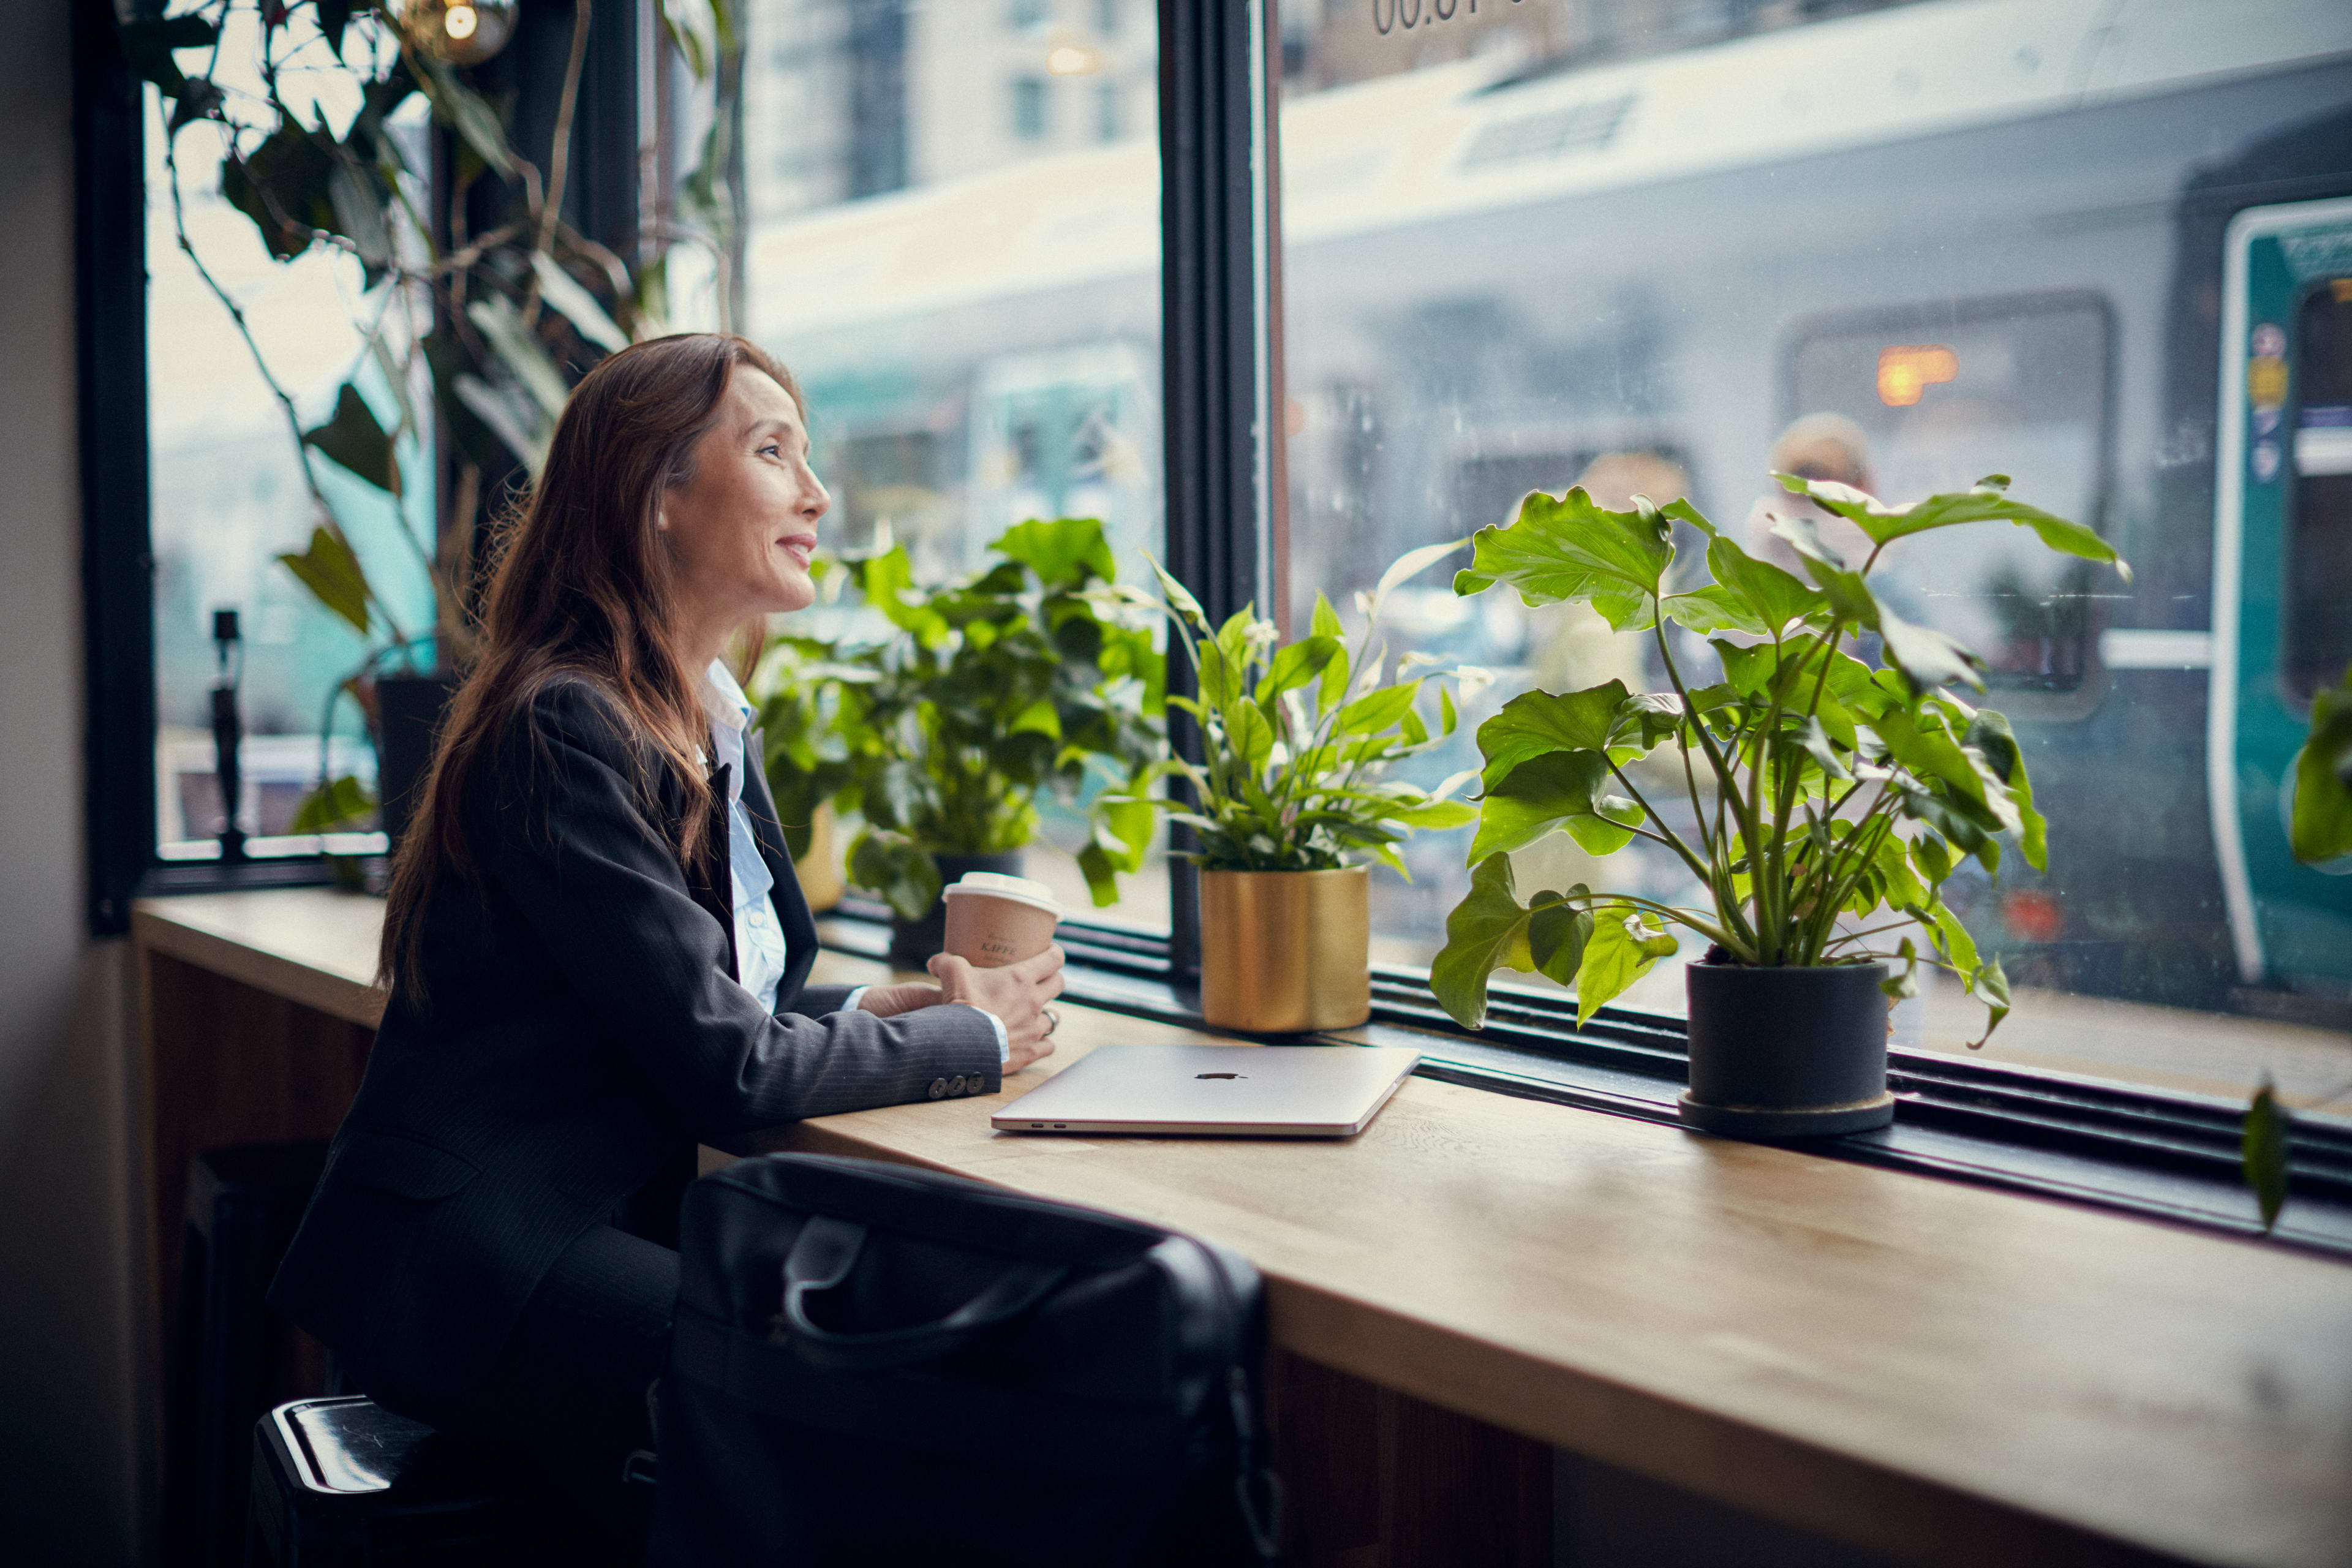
[927,1078,948,1100]
[948,1075,968,1095]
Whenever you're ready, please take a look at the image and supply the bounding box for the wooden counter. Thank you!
[134,889,2352,1568]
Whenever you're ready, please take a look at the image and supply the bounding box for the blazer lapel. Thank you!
[741,729,818,1000]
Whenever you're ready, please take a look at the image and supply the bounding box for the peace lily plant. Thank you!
[1095,542,1487,880]
[1430,471,2130,1058]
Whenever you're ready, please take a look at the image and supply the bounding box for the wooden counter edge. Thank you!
[132,901,386,1029]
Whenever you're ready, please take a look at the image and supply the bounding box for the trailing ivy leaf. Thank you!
[2289,662,2352,865]
[994,516,1115,589]
[529,252,631,355]
[2244,1077,2291,1234]
[1453,486,1673,631]
[222,124,338,260]
[289,773,375,834]
[275,526,372,636]
[303,383,396,493]
[1474,680,1630,786]
[417,58,516,176]
[466,296,571,423]
[1573,905,1677,1026]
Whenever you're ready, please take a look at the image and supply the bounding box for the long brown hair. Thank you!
[380,333,803,995]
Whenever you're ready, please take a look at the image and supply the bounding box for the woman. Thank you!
[268,334,1065,1540]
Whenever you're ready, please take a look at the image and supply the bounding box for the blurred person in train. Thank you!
[1744,412,1879,574]
[268,334,1068,1553]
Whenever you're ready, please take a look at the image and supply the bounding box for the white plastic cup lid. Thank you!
[941,871,1062,919]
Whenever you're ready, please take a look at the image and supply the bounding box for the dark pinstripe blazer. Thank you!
[268,673,1000,1410]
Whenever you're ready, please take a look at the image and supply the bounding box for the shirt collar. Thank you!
[701,657,755,735]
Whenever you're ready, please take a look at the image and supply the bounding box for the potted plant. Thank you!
[1429,472,2128,1136]
[764,517,1164,965]
[1101,545,1483,1032]
[748,634,873,913]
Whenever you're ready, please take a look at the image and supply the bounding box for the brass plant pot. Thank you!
[793,801,845,914]
[1200,867,1371,1033]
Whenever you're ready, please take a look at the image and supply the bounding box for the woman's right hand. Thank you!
[928,946,1067,1072]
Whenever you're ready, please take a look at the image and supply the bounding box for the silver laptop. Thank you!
[991,1044,1421,1137]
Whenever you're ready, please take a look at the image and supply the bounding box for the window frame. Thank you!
[82,0,2346,1257]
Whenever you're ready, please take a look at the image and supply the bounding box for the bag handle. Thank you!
[773,1215,1070,1370]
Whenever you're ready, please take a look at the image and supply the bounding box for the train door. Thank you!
[2213,196,2352,992]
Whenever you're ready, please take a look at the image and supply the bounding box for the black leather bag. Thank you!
[648,1153,1282,1566]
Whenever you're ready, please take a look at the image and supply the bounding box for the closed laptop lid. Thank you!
[992,1044,1421,1138]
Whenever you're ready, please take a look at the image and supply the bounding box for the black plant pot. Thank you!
[887,850,1027,968]
[375,672,458,858]
[1680,960,1895,1138]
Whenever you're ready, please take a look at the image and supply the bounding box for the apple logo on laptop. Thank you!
[1195,1072,1246,1080]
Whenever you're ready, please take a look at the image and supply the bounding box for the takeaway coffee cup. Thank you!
[941,872,1062,968]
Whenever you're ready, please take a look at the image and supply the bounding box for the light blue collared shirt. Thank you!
[703,660,1006,1061]
[703,660,790,1013]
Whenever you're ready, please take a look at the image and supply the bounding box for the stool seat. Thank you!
[246,1396,560,1565]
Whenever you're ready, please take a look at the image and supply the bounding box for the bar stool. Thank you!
[166,1141,330,1567]
[245,1395,569,1566]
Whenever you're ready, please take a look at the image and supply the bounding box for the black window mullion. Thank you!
[75,0,154,938]
[1158,0,1273,976]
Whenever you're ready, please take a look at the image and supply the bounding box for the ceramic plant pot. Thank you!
[1199,867,1371,1033]
[888,850,1025,968]
[1680,960,1895,1138]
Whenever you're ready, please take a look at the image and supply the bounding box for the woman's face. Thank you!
[660,366,828,628]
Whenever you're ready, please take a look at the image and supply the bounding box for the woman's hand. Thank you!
[928,946,1067,1072]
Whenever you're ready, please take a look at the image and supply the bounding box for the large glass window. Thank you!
[145,7,432,862]
[1277,0,2352,1099]
[741,0,1166,929]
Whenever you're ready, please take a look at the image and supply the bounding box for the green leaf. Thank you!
[1227,699,1276,778]
[1776,470,2132,584]
[1147,555,1210,631]
[1660,583,1766,637]
[1469,750,1640,864]
[289,774,375,834]
[1452,486,1673,631]
[1310,590,1344,642]
[1008,697,1061,741]
[1474,680,1630,786]
[1880,937,1921,1001]
[1574,905,1677,1026]
[993,517,1116,589]
[303,384,397,493]
[1429,855,1589,1030]
[1261,636,1341,702]
[1705,533,1831,637]
[276,526,372,636]
[2290,663,2352,865]
[530,252,631,355]
[2244,1077,2291,1234]
[221,124,338,261]
[848,832,941,924]
[1965,709,2046,872]
[1877,601,1986,694]
[451,374,551,476]
[1336,682,1419,737]
[325,156,393,272]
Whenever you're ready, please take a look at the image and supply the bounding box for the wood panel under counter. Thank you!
[132,889,2352,1567]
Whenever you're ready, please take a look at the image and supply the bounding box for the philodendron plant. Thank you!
[1430,472,2130,1041]
[1090,543,1483,876]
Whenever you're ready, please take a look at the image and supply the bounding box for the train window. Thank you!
[1782,296,2113,694]
[742,0,1167,932]
[1277,2,2352,1096]
[2288,279,2352,703]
